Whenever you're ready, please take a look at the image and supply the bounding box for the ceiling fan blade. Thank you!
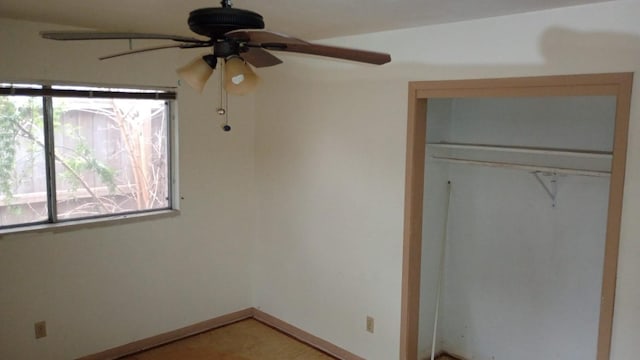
[266,43,391,65]
[241,47,283,68]
[99,43,209,60]
[40,31,206,44]
[226,30,309,45]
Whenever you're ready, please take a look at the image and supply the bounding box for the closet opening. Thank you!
[400,74,633,360]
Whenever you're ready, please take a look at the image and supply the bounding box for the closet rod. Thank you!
[431,156,610,177]
[427,143,612,159]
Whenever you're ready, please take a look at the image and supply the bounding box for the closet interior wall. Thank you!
[418,96,616,360]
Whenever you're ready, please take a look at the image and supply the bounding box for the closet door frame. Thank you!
[400,73,633,360]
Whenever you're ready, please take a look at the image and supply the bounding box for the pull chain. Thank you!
[217,59,231,132]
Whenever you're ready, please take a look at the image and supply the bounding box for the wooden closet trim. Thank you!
[400,73,633,360]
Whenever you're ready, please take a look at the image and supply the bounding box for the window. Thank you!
[0,83,176,231]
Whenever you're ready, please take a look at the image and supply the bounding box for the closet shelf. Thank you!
[426,142,612,160]
[427,143,612,177]
[431,156,610,177]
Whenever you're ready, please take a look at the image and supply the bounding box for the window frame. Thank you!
[0,82,179,234]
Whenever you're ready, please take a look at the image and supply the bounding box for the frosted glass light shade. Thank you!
[224,56,259,95]
[177,55,215,93]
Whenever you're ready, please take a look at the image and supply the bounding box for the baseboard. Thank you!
[77,307,363,360]
[425,351,467,360]
[251,308,365,360]
[76,308,254,360]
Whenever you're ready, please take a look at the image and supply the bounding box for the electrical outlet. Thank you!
[34,321,47,339]
[366,316,374,333]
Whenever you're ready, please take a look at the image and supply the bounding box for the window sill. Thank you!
[0,209,180,238]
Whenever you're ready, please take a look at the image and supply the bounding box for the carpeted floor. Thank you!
[120,319,336,360]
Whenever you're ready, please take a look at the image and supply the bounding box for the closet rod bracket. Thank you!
[532,171,559,207]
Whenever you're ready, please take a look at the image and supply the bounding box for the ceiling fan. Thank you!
[40,0,392,95]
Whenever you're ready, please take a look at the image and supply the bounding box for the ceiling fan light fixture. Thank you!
[177,54,218,93]
[224,56,259,95]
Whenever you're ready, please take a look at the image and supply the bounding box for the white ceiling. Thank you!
[0,0,614,40]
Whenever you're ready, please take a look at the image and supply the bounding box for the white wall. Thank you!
[3,1,640,359]
[0,19,256,359]
[441,165,609,359]
[254,1,640,359]
[447,96,616,150]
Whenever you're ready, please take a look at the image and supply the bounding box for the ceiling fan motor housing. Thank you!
[188,7,265,39]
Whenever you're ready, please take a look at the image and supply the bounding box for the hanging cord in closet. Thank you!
[431,180,452,360]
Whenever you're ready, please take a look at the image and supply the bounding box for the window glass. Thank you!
[52,85,164,94]
[52,97,170,220]
[0,83,42,90]
[0,96,48,226]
